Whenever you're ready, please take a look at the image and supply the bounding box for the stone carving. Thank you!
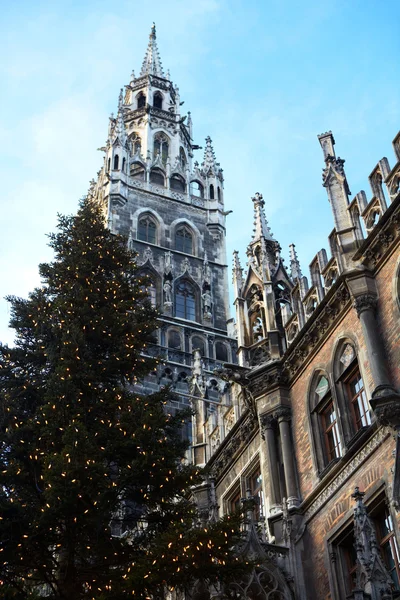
[351,487,393,598]
[202,289,212,320]
[163,280,172,305]
[164,251,173,276]
[353,294,378,317]
[181,257,191,274]
[274,406,291,423]
[142,246,153,263]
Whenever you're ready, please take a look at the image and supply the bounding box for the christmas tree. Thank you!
[0,198,246,599]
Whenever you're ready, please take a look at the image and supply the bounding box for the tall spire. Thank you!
[113,89,127,145]
[289,243,302,282]
[140,23,165,77]
[251,193,274,242]
[232,250,244,289]
[202,136,218,174]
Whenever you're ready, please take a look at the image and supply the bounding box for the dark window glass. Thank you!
[170,175,185,192]
[209,184,215,199]
[137,93,146,109]
[149,169,165,186]
[175,227,193,253]
[153,92,163,109]
[122,157,126,173]
[138,217,157,243]
[168,331,181,350]
[113,154,119,170]
[217,186,221,201]
[131,162,145,180]
[175,281,196,321]
[215,342,228,362]
[192,336,205,356]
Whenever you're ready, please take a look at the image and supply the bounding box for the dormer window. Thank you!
[153,92,163,110]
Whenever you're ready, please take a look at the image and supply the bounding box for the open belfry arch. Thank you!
[88,24,400,600]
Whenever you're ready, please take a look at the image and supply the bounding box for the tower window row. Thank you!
[137,217,193,254]
[136,90,163,110]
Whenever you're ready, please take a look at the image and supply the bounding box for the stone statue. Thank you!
[163,280,172,304]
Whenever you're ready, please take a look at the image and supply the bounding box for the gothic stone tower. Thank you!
[91,25,235,466]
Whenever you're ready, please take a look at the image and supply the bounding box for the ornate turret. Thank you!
[318,131,360,262]
[233,193,293,367]
[199,136,224,202]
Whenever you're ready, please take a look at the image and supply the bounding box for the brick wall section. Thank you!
[375,244,400,389]
[289,307,373,499]
[289,236,400,598]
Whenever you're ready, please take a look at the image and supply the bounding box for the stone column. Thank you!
[275,406,300,509]
[353,294,400,427]
[259,413,281,513]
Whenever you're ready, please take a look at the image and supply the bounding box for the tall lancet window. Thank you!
[175,226,193,254]
[175,281,196,321]
[131,133,141,155]
[153,133,169,164]
[138,216,157,244]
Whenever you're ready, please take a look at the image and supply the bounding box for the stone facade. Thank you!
[90,25,400,600]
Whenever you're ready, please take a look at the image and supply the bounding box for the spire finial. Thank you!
[251,193,274,242]
[140,23,165,77]
[232,250,244,288]
[289,243,303,282]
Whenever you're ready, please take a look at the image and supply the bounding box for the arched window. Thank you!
[113,154,119,170]
[334,342,371,438]
[170,175,186,192]
[175,280,196,321]
[310,373,343,474]
[122,157,126,173]
[153,92,163,109]
[179,147,187,169]
[192,336,206,357]
[131,162,145,180]
[168,330,182,350]
[138,216,157,244]
[107,158,111,171]
[153,133,169,164]
[190,181,204,198]
[209,184,215,199]
[217,187,221,201]
[137,92,146,109]
[131,134,141,155]
[215,342,228,362]
[149,168,165,186]
[175,226,193,254]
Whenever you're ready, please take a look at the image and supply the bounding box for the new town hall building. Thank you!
[91,25,400,600]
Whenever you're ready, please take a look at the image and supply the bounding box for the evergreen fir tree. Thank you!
[0,198,246,599]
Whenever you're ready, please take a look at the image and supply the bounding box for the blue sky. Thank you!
[1,0,399,345]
